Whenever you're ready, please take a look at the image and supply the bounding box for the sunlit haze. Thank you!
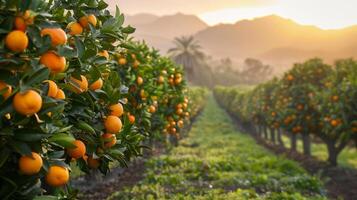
[112,0,357,29]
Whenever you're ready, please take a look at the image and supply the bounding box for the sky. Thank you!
[109,0,357,29]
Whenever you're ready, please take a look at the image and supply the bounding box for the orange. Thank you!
[14,17,27,31]
[23,10,34,25]
[176,108,183,115]
[331,95,339,102]
[175,77,182,85]
[271,112,276,117]
[19,152,43,175]
[5,30,28,52]
[133,60,140,69]
[118,57,127,65]
[177,120,184,128]
[287,74,294,81]
[168,78,174,86]
[13,90,42,116]
[136,76,143,85]
[40,51,66,74]
[296,104,304,111]
[169,127,177,134]
[44,80,58,98]
[87,156,100,169]
[79,14,97,28]
[182,103,188,110]
[148,105,156,113]
[67,140,86,159]
[89,78,103,91]
[104,115,122,134]
[128,114,135,124]
[70,75,88,93]
[0,81,12,100]
[330,119,340,127]
[157,75,164,84]
[101,133,116,148]
[45,166,69,187]
[67,22,83,35]
[55,89,66,100]
[41,28,67,46]
[109,103,124,117]
[176,103,183,109]
[98,50,109,60]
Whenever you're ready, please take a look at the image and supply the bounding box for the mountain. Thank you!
[126,13,357,71]
[194,15,357,69]
[126,13,209,53]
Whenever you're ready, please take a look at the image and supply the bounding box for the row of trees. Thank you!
[0,0,206,199]
[214,58,357,166]
[168,36,272,87]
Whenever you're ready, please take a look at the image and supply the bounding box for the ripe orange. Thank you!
[19,152,43,175]
[330,119,340,127]
[45,166,69,187]
[157,75,164,84]
[136,76,143,85]
[176,108,183,115]
[67,140,86,159]
[296,104,304,111]
[67,22,83,35]
[89,78,103,91]
[44,80,58,98]
[176,103,183,109]
[331,95,339,102]
[271,112,276,117]
[14,17,27,31]
[13,90,42,116]
[133,60,140,69]
[23,10,34,25]
[109,103,124,117]
[98,50,109,60]
[41,28,67,46]
[148,105,156,113]
[70,75,88,93]
[101,133,117,148]
[5,30,28,52]
[168,78,174,86]
[40,51,66,74]
[104,115,122,134]
[169,127,177,134]
[287,74,294,81]
[87,156,100,169]
[175,77,182,85]
[128,114,135,124]
[177,120,184,128]
[55,89,66,100]
[182,103,188,110]
[79,14,97,28]
[118,57,127,65]
[0,81,12,100]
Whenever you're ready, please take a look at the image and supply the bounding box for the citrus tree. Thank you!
[0,0,201,199]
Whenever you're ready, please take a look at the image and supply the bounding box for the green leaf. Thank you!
[49,133,75,148]
[0,148,10,168]
[122,26,135,34]
[34,195,59,200]
[9,140,32,156]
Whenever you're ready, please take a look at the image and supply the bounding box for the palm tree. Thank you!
[168,36,212,86]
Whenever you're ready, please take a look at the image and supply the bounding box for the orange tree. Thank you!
[214,58,356,166]
[316,59,357,165]
[0,0,199,198]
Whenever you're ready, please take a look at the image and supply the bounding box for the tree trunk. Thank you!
[277,129,285,147]
[270,128,276,144]
[326,141,338,166]
[302,133,311,156]
[263,126,268,140]
[290,133,297,152]
[258,125,262,137]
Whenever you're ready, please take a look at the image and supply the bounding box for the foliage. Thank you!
[214,58,357,166]
[0,0,198,198]
[108,96,325,200]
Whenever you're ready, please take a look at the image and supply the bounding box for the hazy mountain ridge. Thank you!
[125,13,357,70]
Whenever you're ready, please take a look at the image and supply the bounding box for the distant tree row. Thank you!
[168,36,272,87]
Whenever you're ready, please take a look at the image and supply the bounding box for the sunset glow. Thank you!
[200,0,357,29]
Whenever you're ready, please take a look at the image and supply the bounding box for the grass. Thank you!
[281,135,357,169]
[107,95,326,200]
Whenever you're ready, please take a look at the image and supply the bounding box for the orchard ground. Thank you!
[107,95,326,200]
